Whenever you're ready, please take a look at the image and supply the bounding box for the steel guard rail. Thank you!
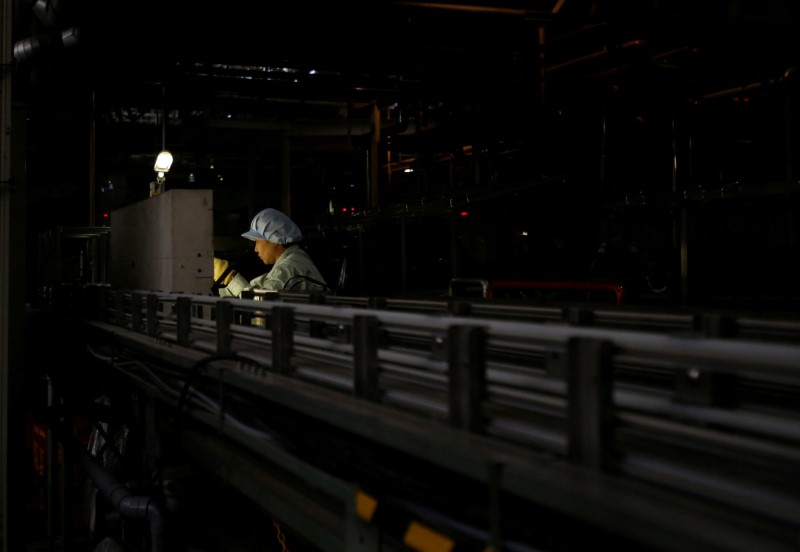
[448,278,626,304]
[486,280,626,303]
[79,285,800,552]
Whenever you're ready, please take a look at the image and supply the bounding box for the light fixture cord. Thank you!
[161,84,167,150]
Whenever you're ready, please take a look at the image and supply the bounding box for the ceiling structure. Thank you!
[13,1,800,204]
[4,0,800,310]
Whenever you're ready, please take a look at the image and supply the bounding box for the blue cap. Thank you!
[241,208,303,244]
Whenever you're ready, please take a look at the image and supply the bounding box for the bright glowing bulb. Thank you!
[154,150,174,173]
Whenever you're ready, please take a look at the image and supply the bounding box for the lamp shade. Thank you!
[154,150,174,173]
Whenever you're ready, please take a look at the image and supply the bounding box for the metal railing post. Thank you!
[567,337,615,469]
[448,325,487,431]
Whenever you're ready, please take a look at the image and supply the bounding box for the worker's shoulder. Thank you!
[282,245,315,263]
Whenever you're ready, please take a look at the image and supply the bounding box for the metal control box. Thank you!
[109,189,214,294]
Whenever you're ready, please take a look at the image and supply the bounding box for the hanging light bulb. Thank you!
[154,150,173,177]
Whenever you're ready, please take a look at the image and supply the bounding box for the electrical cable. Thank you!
[87,344,277,440]
[86,343,284,493]
[283,274,330,291]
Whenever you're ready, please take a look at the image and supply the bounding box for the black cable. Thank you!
[284,274,330,291]
[173,353,266,429]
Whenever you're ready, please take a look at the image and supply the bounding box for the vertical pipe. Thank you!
[369,103,380,208]
[450,210,458,281]
[54,227,62,299]
[386,142,392,191]
[281,135,291,215]
[358,225,366,295]
[0,0,12,545]
[46,377,57,542]
[538,25,546,107]
[60,409,73,550]
[680,207,689,304]
[161,85,167,151]
[600,105,607,188]
[363,150,370,210]
[247,151,257,220]
[674,113,690,305]
[671,114,679,195]
[400,217,407,294]
[785,69,797,184]
[89,91,96,226]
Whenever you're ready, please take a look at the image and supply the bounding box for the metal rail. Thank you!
[75,285,800,551]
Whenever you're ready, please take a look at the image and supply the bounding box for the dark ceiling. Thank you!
[9,0,800,306]
[11,0,800,220]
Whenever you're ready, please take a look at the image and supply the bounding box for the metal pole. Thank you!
[400,216,407,294]
[369,103,380,208]
[281,134,291,215]
[1,0,14,547]
[89,91,96,226]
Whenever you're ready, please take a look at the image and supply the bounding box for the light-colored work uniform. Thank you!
[217,207,328,297]
[219,244,327,296]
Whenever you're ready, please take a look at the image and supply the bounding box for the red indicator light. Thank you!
[460,211,469,217]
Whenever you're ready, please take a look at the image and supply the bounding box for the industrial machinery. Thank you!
[31,282,800,552]
[7,4,800,552]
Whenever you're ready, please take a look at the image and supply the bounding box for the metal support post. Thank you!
[130,292,142,333]
[146,294,158,337]
[216,301,233,356]
[353,315,380,401]
[567,337,614,469]
[176,297,191,346]
[271,306,294,375]
[448,325,486,431]
[113,291,124,327]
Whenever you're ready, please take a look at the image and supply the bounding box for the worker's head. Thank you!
[242,208,303,265]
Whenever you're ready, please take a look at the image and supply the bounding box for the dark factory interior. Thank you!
[2,1,800,551]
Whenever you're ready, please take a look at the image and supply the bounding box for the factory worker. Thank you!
[214,208,328,296]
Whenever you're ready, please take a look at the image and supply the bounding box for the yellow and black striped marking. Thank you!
[356,490,493,552]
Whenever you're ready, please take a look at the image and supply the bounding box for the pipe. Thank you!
[0,0,12,550]
[388,1,527,16]
[544,39,646,74]
[13,26,80,63]
[48,416,168,551]
[32,0,69,27]
[389,0,576,21]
